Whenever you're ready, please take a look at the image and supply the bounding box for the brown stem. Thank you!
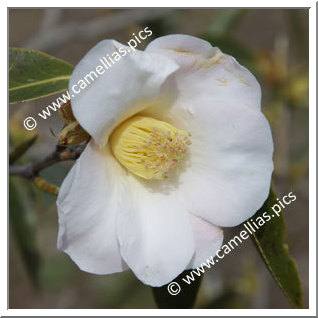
[9,143,87,180]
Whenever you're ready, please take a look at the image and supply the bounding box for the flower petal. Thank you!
[117,177,195,287]
[144,99,273,227]
[146,34,261,110]
[146,34,215,69]
[187,214,223,269]
[69,40,179,147]
[178,101,274,227]
[57,140,129,274]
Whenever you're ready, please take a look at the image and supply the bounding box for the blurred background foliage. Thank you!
[9,8,309,308]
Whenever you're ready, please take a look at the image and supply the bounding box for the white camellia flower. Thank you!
[57,34,274,287]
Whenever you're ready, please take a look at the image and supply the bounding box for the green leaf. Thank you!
[9,179,40,287]
[9,47,73,104]
[152,270,202,308]
[251,188,304,308]
[9,134,38,164]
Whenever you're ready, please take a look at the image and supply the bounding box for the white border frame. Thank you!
[3,1,316,316]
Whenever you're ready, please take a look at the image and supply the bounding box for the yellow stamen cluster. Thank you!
[110,116,191,180]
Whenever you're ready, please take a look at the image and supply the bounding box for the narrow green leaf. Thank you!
[152,270,202,308]
[9,47,73,104]
[251,188,304,308]
[9,134,38,164]
[9,179,40,287]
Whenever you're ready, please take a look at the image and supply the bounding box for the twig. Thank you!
[41,9,62,32]
[9,143,86,180]
[33,177,60,196]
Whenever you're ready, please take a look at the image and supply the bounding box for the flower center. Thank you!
[110,116,191,180]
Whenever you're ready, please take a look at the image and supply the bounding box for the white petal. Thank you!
[187,215,223,269]
[117,176,195,287]
[146,34,215,69]
[178,100,273,227]
[146,34,261,110]
[144,98,273,227]
[57,140,130,274]
[69,39,179,147]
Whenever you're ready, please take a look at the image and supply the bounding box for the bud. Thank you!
[58,121,90,146]
[59,100,76,124]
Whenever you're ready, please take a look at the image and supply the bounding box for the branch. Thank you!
[9,143,86,180]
